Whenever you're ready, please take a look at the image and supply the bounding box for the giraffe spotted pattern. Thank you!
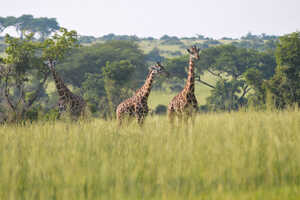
[46,60,86,119]
[116,62,169,125]
[168,46,200,124]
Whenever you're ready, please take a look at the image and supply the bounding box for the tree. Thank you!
[102,60,136,118]
[155,55,189,91]
[267,32,300,108]
[0,16,17,34]
[197,44,276,111]
[81,73,105,114]
[206,79,246,111]
[32,17,60,39]
[145,47,163,62]
[56,40,146,87]
[0,28,78,122]
[0,15,60,39]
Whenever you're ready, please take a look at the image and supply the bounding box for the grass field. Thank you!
[0,110,300,200]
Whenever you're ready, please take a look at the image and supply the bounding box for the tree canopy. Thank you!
[0,28,78,122]
[0,15,60,39]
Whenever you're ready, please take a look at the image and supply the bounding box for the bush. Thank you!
[155,104,167,115]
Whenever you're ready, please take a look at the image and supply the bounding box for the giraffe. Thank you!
[116,62,169,125]
[168,45,200,124]
[46,59,86,119]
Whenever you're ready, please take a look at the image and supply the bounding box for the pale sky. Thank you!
[1,0,300,39]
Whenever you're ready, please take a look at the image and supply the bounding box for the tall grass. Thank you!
[0,110,300,200]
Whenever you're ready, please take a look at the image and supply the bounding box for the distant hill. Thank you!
[77,32,278,59]
[0,32,279,58]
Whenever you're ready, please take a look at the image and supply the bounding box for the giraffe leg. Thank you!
[136,113,144,127]
[168,109,176,126]
[190,111,197,127]
[177,112,184,127]
[182,112,189,127]
[191,97,198,127]
[117,115,123,127]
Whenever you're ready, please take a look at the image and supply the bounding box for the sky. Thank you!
[1,0,300,39]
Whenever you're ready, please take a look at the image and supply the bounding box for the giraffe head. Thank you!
[148,62,169,77]
[58,99,67,113]
[44,59,57,69]
[187,45,200,60]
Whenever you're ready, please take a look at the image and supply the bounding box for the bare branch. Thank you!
[4,71,16,112]
[207,69,223,79]
[195,75,215,89]
[16,83,25,107]
[239,85,251,100]
[26,71,50,109]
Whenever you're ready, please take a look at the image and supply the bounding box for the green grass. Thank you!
[0,110,300,199]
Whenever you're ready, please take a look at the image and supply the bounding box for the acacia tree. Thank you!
[0,15,60,39]
[0,28,78,122]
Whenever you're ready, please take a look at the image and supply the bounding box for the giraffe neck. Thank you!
[136,71,155,100]
[184,56,195,94]
[50,67,72,98]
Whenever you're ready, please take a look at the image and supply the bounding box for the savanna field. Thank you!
[0,110,300,200]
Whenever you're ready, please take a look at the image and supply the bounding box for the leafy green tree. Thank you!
[32,17,60,39]
[1,33,48,121]
[81,73,105,115]
[0,16,17,33]
[145,47,163,62]
[0,15,60,39]
[267,32,300,108]
[151,55,189,91]
[56,40,146,87]
[165,55,188,80]
[244,68,267,106]
[81,59,137,118]
[0,28,78,122]
[0,17,6,32]
[198,44,276,111]
[102,60,136,117]
[206,79,246,111]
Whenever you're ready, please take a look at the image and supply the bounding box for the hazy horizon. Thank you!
[2,0,300,39]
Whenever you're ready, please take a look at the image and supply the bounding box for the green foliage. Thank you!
[4,33,42,73]
[198,45,276,111]
[275,32,300,68]
[0,14,60,39]
[78,35,96,44]
[42,28,78,61]
[81,59,137,117]
[82,73,105,113]
[99,33,139,41]
[42,109,60,121]
[165,55,188,80]
[206,79,246,111]
[102,60,136,117]
[0,28,78,122]
[160,35,183,45]
[154,104,167,115]
[267,32,300,108]
[145,47,164,62]
[56,40,146,87]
